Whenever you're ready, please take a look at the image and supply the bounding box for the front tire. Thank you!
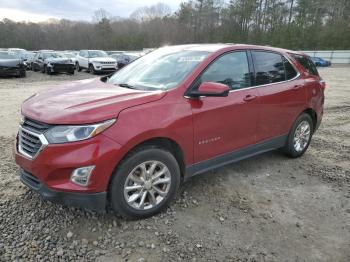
[283,113,313,158]
[76,62,81,71]
[32,63,38,72]
[109,147,180,219]
[19,70,26,78]
[89,64,96,74]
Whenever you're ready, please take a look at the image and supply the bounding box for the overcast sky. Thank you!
[0,0,182,22]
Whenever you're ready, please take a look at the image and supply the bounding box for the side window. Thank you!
[291,54,319,76]
[283,57,298,80]
[252,51,285,85]
[200,51,251,90]
[79,51,83,57]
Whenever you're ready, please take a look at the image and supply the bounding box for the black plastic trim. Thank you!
[19,169,107,212]
[185,134,288,180]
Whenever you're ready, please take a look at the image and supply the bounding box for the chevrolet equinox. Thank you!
[15,44,325,219]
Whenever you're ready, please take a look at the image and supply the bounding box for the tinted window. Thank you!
[200,51,251,90]
[283,57,298,80]
[292,54,318,76]
[252,51,285,85]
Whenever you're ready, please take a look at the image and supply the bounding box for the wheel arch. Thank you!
[302,108,317,131]
[108,136,186,188]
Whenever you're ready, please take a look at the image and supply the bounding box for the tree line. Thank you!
[0,0,349,51]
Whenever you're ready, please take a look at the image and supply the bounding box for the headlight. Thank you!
[45,119,115,144]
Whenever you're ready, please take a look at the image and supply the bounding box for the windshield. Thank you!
[88,50,108,58]
[0,52,16,59]
[107,48,210,91]
[43,52,62,59]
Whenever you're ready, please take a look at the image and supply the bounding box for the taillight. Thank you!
[319,79,326,90]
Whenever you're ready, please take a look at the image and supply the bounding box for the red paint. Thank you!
[15,44,324,194]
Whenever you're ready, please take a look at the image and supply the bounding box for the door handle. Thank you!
[243,94,257,102]
[293,85,302,90]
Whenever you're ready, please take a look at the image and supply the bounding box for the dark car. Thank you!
[311,57,331,67]
[32,51,75,75]
[111,53,141,69]
[0,51,26,77]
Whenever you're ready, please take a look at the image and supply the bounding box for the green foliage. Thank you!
[0,0,348,50]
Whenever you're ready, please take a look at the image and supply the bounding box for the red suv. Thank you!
[15,44,325,218]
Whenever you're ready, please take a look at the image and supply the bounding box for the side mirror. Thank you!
[188,82,230,98]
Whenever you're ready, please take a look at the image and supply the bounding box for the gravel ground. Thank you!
[0,68,349,262]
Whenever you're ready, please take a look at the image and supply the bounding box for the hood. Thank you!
[22,78,166,124]
[0,59,22,67]
[90,57,116,63]
[46,58,73,64]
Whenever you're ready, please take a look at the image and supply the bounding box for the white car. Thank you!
[76,50,117,74]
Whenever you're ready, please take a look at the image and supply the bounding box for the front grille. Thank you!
[53,64,70,70]
[18,118,50,159]
[19,129,42,157]
[22,117,51,133]
[101,61,115,64]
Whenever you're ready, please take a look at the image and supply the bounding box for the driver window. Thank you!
[200,51,252,90]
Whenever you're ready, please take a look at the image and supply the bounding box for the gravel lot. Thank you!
[0,68,349,262]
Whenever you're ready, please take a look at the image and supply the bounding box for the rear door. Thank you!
[189,51,260,163]
[251,50,305,142]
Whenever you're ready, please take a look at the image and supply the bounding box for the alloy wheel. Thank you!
[123,161,171,210]
[293,120,311,152]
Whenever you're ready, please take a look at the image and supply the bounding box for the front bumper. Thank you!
[20,169,107,211]
[93,64,117,72]
[15,132,125,211]
[49,64,75,73]
[0,67,22,76]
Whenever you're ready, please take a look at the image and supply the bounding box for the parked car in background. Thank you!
[15,44,325,218]
[23,51,36,70]
[110,52,142,68]
[107,51,123,56]
[61,52,78,69]
[0,51,26,77]
[8,48,28,60]
[32,51,75,75]
[311,57,331,67]
[76,50,117,74]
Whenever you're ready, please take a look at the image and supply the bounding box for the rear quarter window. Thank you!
[291,54,319,76]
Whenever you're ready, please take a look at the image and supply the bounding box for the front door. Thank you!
[189,51,260,163]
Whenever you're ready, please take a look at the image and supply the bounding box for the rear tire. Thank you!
[109,147,180,219]
[283,113,313,158]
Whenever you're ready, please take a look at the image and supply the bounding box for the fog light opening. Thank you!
[70,166,95,186]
